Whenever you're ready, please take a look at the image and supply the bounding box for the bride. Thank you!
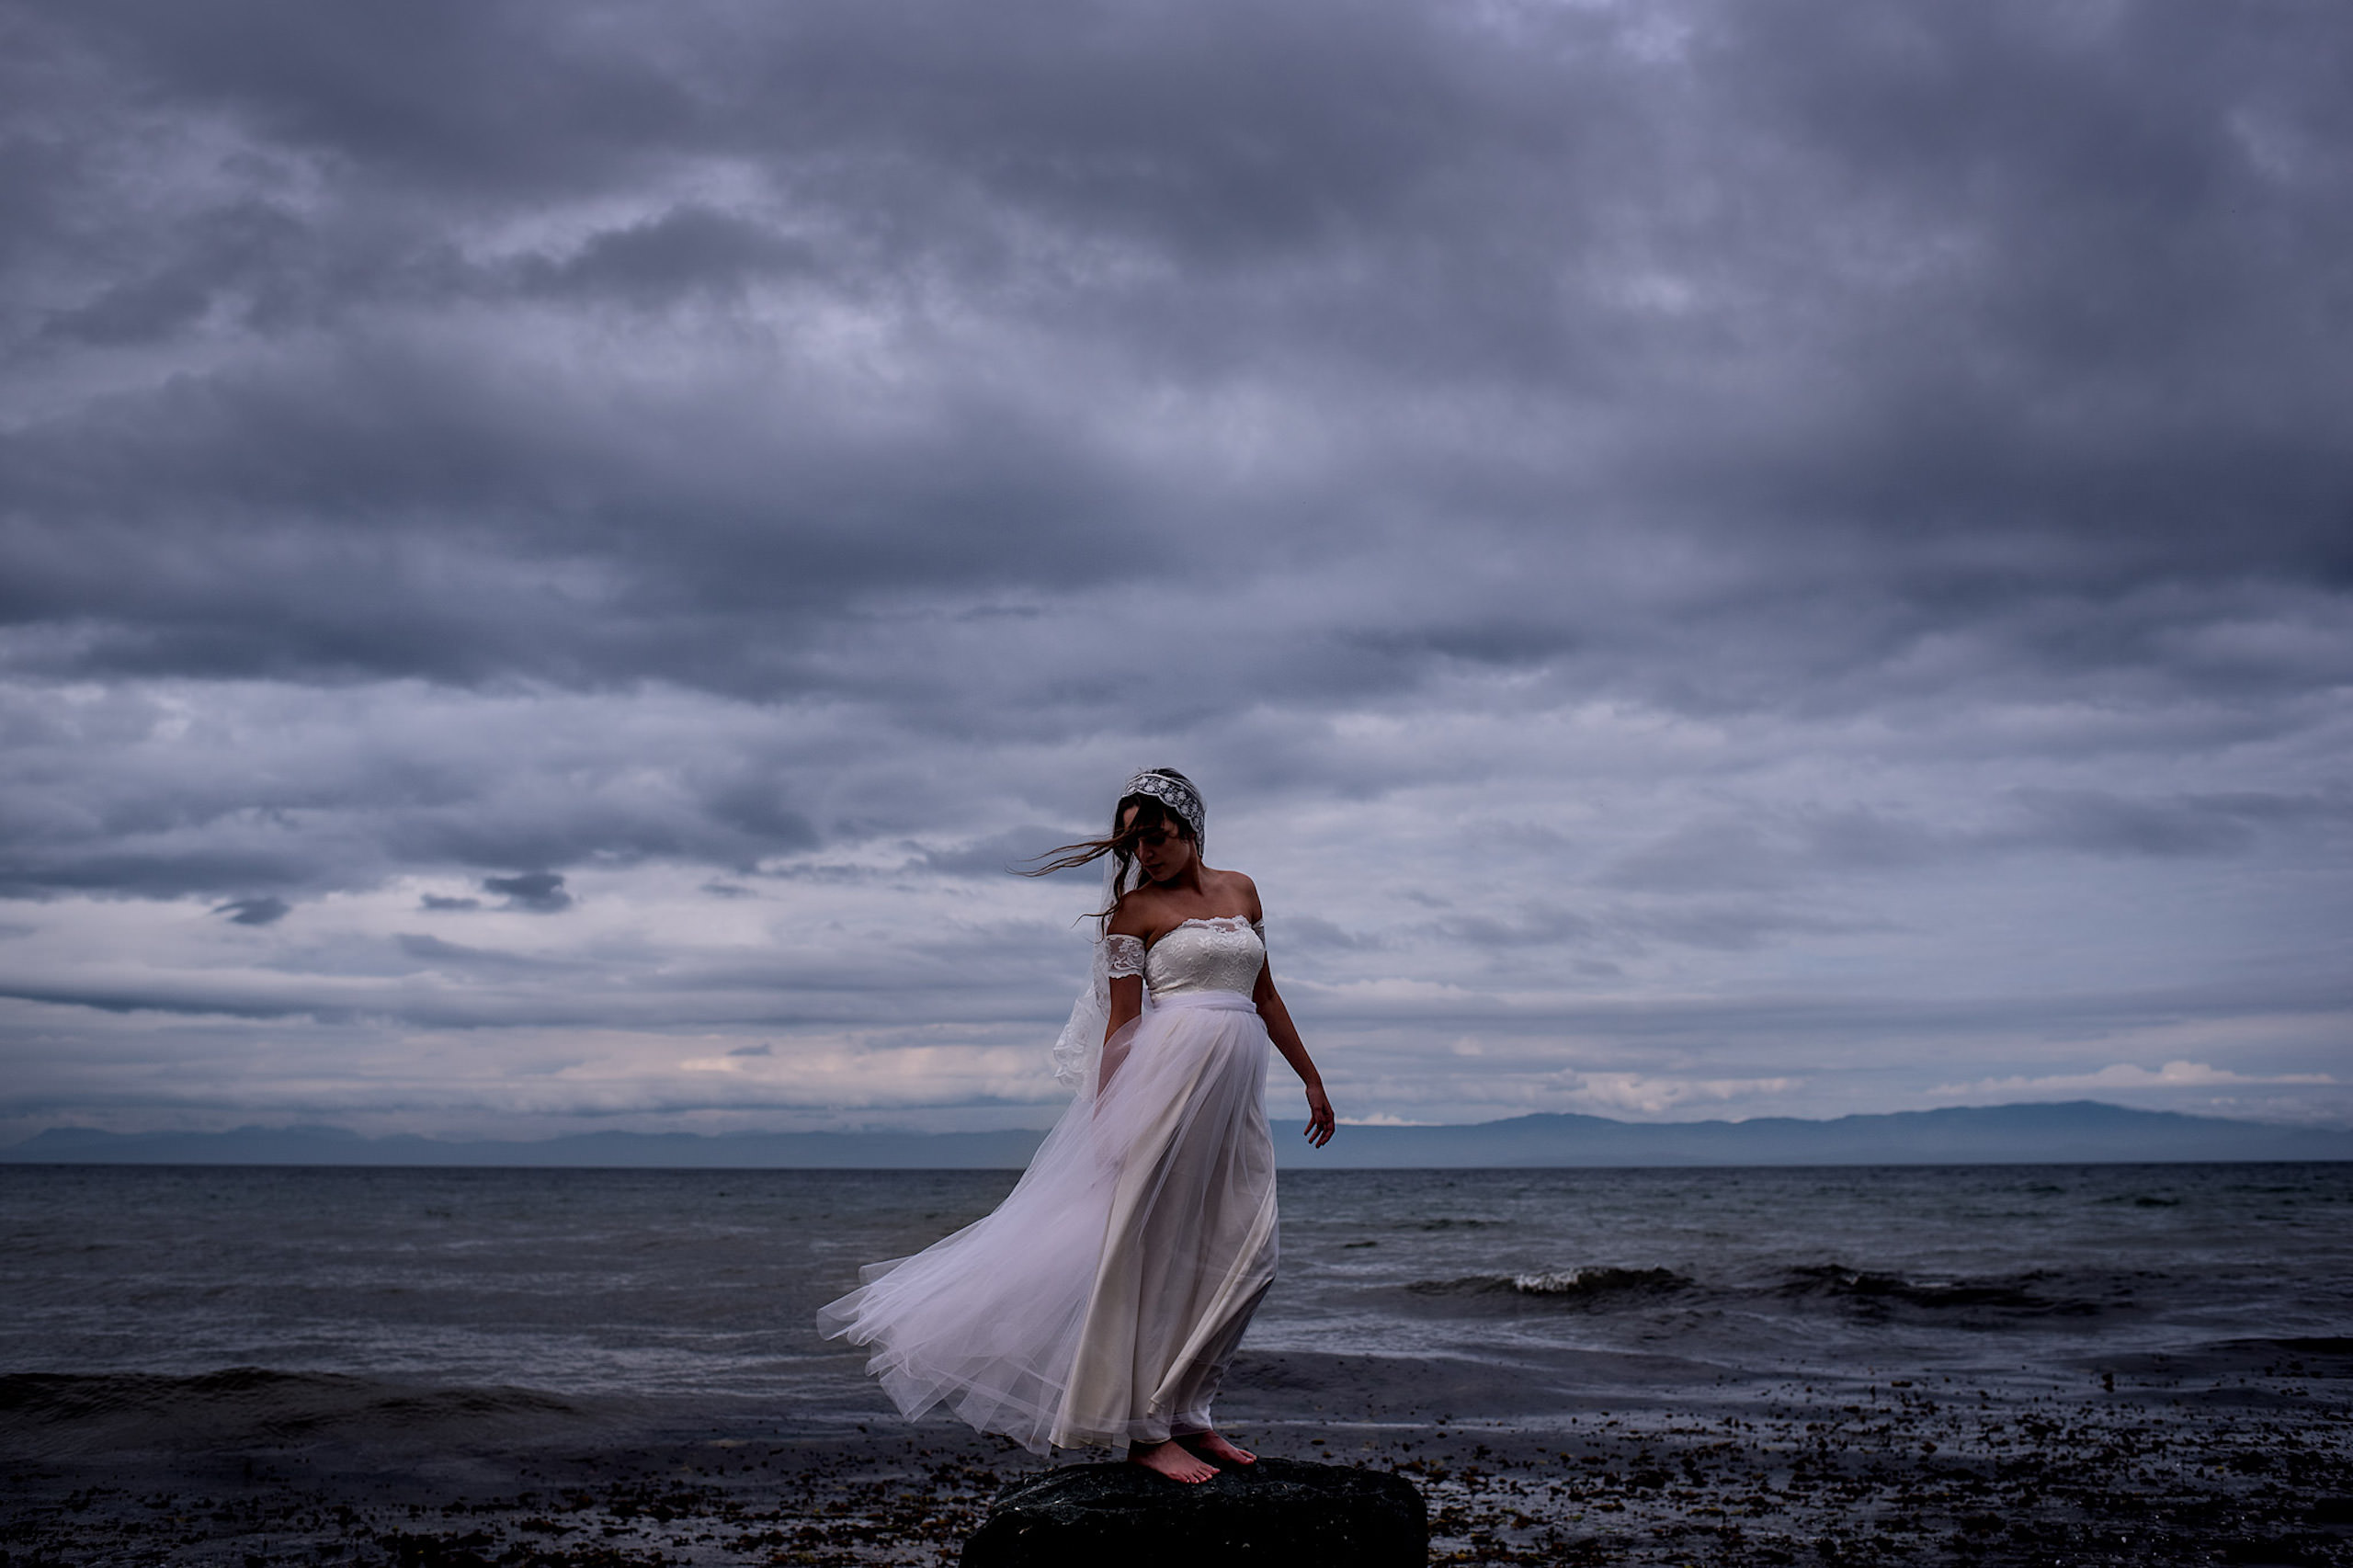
[818,767,1336,1483]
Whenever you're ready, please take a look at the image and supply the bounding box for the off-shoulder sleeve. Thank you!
[1104,933,1146,979]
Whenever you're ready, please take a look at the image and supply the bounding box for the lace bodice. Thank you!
[1106,915,1265,998]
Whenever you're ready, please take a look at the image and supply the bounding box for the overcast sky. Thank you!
[3,0,2347,1142]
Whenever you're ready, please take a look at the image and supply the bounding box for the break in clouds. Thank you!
[2,0,2347,1139]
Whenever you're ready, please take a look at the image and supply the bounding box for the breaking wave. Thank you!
[1777,1264,2116,1319]
[1407,1266,1693,1304]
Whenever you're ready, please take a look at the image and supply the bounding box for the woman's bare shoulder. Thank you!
[1209,868,1262,919]
[1106,888,1161,940]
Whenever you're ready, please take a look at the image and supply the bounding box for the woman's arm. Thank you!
[1254,962,1335,1147]
[1106,974,1143,1043]
[1098,897,1153,1096]
[1103,894,1154,1049]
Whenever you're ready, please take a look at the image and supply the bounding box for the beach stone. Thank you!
[961,1455,1426,1568]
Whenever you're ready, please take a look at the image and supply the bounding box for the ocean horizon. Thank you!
[8,1097,2350,1169]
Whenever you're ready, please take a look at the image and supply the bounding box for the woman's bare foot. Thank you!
[1130,1438,1218,1483]
[1181,1430,1256,1466]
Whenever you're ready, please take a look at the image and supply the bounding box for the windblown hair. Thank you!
[1021,767,1199,920]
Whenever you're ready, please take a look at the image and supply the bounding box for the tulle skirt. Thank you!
[816,991,1278,1453]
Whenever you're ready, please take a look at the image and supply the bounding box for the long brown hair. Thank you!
[1021,768,1199,920]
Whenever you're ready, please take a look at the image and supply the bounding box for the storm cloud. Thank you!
[2,0,2347,1138]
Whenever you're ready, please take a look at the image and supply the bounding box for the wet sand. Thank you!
[6,1337,2348,1566]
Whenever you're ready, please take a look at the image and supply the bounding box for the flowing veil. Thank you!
[1050,853,1139,1089]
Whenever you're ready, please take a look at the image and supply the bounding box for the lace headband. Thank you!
[1122,768,1205,845]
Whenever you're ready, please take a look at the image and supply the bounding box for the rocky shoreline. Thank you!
[6,1340,2348,1566]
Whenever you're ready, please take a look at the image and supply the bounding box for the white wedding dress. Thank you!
[817,915,1278,1453]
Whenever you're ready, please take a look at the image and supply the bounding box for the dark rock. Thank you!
[961,1455,1426,1568]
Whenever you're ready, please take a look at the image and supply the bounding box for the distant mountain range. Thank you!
[5,1101,2347,1169]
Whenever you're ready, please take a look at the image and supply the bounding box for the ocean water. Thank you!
[3,1160,2345,1439]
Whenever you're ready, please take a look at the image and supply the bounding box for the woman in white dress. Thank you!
[818,768,1336,1483]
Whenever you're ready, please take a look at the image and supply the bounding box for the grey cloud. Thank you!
[1296,968,2353,1045]
[511,207,822,306]
[483,872,572,913]
[0,981,355,1023]
[1614,903,1893,957]
[0,846,324,903]
[213,896,290,926]
[2002,790,2255,859]
[697,782,818,858]
[0,916,1089,1032]
[1433,895,1883,960]
[1437,903,1600,950]
[1597,789,2346,898]
[0,676,868,906]
[1275,915,1382,954]
[1602,824,1796,895]
[394,934,573,971]
[1995,788,2347,859]
[1345,622,1581,674]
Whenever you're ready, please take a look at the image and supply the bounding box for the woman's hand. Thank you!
[1302,1083,1336,1148]
[1254,959,1333,1147]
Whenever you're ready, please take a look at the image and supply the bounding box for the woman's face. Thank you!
[1121,803,1196,884]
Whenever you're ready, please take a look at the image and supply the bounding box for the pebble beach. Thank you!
[7,1335,2349,1566]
